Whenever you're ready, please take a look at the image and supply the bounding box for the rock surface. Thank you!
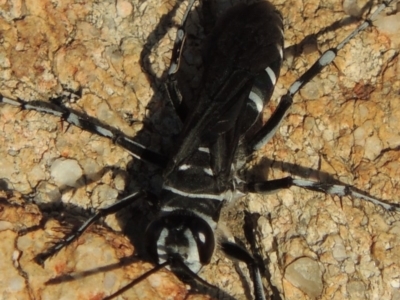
[1,0,399,299]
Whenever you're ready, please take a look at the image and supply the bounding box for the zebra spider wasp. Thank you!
[0,0,400,299]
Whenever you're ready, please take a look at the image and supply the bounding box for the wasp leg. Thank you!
[249,0,394,152]
[164,0,197,119]
[246,177,400,212]
[243,212,282,300]
[0,96,168,167]
[35,191,146,265]
[220,240,279,300]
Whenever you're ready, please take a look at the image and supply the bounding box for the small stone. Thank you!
[50,158,83,188]
[284,257,323,299]
[91,184,118,207]
[332,235,347,262]
[34,182,61,205]
[347,280,366,299]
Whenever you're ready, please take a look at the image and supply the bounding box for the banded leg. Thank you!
[164,0,197,118]
[106,253,237,300]
[35,191,145,264]
[221,240,271,300]
[249,0,395,151]
[246,177,400,212]
[243,212,282,300]
[0,96,168,167]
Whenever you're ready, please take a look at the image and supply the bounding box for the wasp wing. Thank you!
[166,2,283,177]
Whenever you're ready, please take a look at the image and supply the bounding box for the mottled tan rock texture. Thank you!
[0,0,399,299]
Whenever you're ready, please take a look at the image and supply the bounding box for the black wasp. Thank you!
[0,0,399,299]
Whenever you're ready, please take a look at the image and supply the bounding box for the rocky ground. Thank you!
[1,0,400,299]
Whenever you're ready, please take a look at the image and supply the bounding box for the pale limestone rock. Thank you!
[0,0,399,299]
[284,257,323,299]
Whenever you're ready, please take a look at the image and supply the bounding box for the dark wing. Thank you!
[166,1,284,176]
